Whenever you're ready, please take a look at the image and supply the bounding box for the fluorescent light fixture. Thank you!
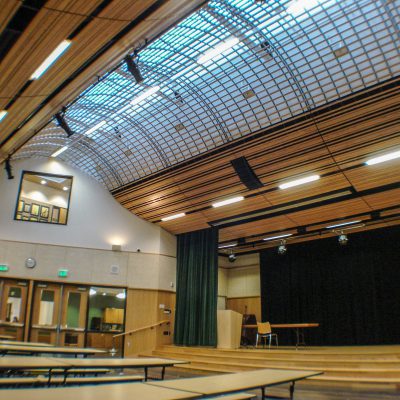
[263,233,293,241]
[51,145,68,158]
[212,196,244,208]
[365,150,400,166]
[198,37,239,64]
[0,110,8,122]
[40,180,47,185]
[84,120,107,137]
[218,242,237,249]
[89,289,96,296]
[30,40,72,80]
[130,86,160,107]
[116,292,126,299]
[279,174,320,190]
[63,186,69,191]
[161,212,186,222]
[102,292,107,296]
[287,0,320,16]
[326,220,362,229]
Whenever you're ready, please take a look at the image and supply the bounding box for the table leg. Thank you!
[261,386,266,400]
[144,367,148,381]
[161,366,165,380]
[290,381,295,400]
[47,369,53,386]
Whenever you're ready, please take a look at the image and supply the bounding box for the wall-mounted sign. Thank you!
[0,265,9,272]
[58,269,69,278]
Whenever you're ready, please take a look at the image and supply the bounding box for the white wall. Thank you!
[219,253,260,298]
[0,158,177,290]
[0,158,175,256]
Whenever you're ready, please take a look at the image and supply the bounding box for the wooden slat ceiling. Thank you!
[0,0,206,159]
[113,78,400,251]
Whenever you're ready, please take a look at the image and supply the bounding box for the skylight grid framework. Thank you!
[14,0,400,191]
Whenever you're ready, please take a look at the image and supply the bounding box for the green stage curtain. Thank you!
[174,227,218,346]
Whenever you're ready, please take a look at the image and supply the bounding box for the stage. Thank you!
[150,344,400,389]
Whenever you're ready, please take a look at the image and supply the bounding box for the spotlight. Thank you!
[228,251,236,263]
[4,156,14,179]
[338,233,348,246]
[55,112,74,137]
[125,55,143,84]
[277,240,287,255]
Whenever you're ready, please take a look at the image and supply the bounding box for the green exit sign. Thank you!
[0,265,9,272]
[58,269,68,278]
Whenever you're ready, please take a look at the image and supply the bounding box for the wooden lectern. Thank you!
[217,310,242,349]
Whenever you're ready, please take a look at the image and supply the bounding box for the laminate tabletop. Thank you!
[2,381,200,400]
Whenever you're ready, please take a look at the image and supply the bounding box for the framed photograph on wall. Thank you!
[18,200,24,212]
[24,203,31,213]
[30,217,38,222]
[51,207,60,223]
[40,206,49,219]
[31,203,40,216]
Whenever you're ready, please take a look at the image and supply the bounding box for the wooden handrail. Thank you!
[113,320,170,338]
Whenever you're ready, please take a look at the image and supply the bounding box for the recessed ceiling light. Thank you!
[130,86,160,107]
[116,292,126,299]
[89,288,96,296]
[41,180,47,185]
[198,37,239,64]
[51,146,68,158]
[63,186,69,191]
[218,242,238,249]
[365,150,400,165]
[326,220,362,229]
[84,121,107,137]
[0,110,8,122]
[161,213,186,222]
[263,233,293,241]
[279,174,320,190]
[30,40,72,80]
[212,196,244,208]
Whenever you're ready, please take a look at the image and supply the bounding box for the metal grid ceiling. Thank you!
[15,0,400,190]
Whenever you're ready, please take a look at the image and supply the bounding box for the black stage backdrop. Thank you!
[260,226,400,345]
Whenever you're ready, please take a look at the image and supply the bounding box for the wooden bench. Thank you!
[0,374,143,387]
[205,393,256,399]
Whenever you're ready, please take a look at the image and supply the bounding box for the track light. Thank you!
[125,55,143,84]
[228,250,236,263]
[4,156,14,180]
[338,232,348,246]
[277,240,287,255]
[55,113,74,137]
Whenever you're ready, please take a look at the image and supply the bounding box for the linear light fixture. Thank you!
[365,150,400,166]
[326,220,362,229]
[198,37,239,64]
[0,110,8,122]
[218,242,237,249]
[263,233,293,241]
[212,196,244,208]
[161,212,186,222]
[279,174,320,190]
[30,40,72,80]
[131,86,160,107]
[84,120,107,137]
[51,146,68,158]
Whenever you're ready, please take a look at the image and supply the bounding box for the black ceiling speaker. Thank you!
[125,55,143,84]
[231,156,263,190]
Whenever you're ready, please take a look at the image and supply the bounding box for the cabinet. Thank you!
[103,308,124,324]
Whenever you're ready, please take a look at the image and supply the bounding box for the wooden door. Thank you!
[0,279,28,340]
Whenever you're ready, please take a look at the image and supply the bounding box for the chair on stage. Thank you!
[256,322,278,349]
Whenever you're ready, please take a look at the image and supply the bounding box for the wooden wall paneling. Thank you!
[226,297,261,323]
[124,289,175,356]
